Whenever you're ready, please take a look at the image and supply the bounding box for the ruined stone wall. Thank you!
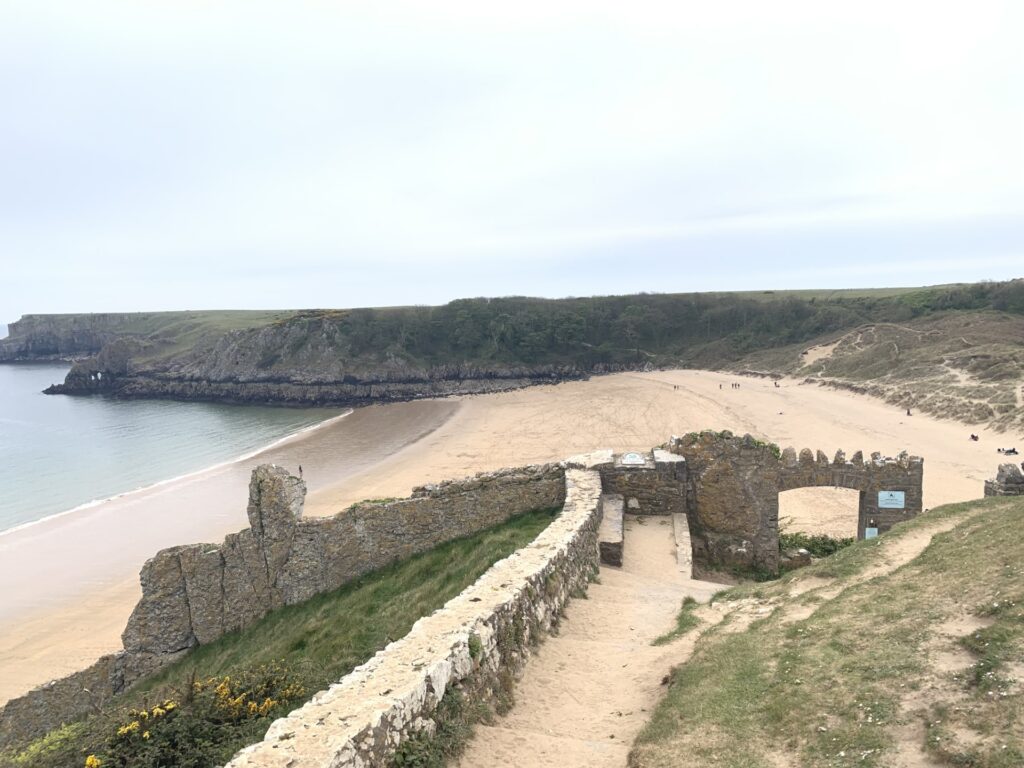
[0,463,565,747]
[225,469,603,768]
[595,450,687,516]
[778,447,924,538]
[985,464,1024,496]
[122,463,565,662]
[670,433,783,576]
[667,432,924,577]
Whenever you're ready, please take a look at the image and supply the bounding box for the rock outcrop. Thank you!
[38,309,640,405]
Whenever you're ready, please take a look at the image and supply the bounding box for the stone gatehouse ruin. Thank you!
[669,431,924,575]
[0,430,925,755]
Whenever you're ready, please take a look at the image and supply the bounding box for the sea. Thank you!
[0,356,340,534]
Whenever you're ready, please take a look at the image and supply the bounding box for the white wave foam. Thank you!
[0,410,352,539]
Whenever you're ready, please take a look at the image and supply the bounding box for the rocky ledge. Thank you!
[43,365,597,406]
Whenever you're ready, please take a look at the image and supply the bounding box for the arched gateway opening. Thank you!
[779,486,860,541]
[669,432,924,577]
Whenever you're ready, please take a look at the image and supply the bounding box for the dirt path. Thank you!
[458,516,723,768]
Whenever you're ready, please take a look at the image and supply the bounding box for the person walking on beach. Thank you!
[298,465,303,478]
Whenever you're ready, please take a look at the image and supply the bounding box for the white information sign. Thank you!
[864,527,879,539]
[878,490,905,509]
[620,452,647,466]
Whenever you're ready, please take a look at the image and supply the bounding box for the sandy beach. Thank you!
[1,370,1017,706]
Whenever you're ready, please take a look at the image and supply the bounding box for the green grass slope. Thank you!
[631,496,1024,768]
[1,507,557,768]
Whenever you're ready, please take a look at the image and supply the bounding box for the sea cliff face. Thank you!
[41,312,629,405]
[0,314,142,361]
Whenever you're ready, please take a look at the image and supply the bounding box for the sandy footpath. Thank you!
[459,516,723,768]
[1,370,1017,706]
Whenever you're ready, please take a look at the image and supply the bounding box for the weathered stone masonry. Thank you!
[0,432,926,750]
[666,432,924,576]
[985,463,1024,497]
[225,469,603,768]
[0,462,565,747]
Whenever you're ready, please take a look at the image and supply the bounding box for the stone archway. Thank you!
[778,486,861,540]
[667,431,924,577]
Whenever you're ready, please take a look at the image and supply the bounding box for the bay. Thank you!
[0,363,338,532]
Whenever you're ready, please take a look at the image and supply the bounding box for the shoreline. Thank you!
[2,369,1019,707]
[0,409,354,540]
[0,398,460,704]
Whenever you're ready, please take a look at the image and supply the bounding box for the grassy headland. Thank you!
[6,280,1022,425]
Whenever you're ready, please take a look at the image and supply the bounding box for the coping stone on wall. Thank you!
[563,449,615,470]
[224,468,603,768]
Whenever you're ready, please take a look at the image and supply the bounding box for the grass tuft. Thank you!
[652,597,701,646]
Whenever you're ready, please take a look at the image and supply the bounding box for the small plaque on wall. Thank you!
[878,490,905,509]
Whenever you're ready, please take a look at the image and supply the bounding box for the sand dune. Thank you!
[1,370,1016,706]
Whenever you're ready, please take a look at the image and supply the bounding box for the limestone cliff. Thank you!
[44,311,615,405]
[0,313,142,361]
[23,281,1024,409]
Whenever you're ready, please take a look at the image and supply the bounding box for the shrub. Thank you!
[779,531,854,558]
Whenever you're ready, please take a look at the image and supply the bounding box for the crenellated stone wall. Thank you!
[225,469,603,768]
[0,463,565,747]
[666,432,924,577]
[985,463,1024,496]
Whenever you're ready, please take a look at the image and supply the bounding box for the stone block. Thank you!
[598,494,624,566]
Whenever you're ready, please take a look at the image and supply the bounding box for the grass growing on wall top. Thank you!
[0,506,559,768]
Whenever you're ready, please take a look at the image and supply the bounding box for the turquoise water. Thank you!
[0,363,338,532]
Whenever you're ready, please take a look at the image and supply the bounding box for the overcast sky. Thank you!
[1,1,1021,318]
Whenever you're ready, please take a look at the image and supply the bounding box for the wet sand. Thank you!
[2,370,1017,705]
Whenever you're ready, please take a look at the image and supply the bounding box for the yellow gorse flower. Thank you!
[116,720,140,736]
[85,756,102,768]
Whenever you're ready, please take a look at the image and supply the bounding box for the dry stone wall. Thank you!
[0,462,564,747]
[225,469,603,768]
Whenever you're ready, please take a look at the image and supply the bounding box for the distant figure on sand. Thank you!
[906,408,912,416]
[998,447,1019,456]
[970,434,979,441]
[298,465,303,478]
[774,381,780,388]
